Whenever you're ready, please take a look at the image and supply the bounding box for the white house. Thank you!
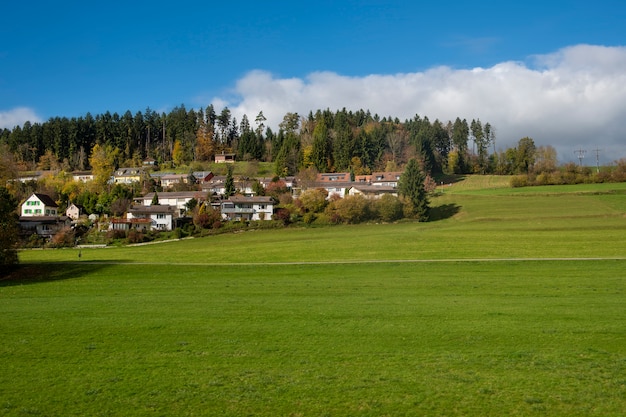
[71,171,95,182]
[21,193,58,217]
[19,193,71,239]
[347,185,398,199]
[127,205,177,231]
[138,191,205,216]
[66,203,85,220]
[220,196,275,221]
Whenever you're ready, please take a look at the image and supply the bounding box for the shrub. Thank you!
[510,175,528,188]
[48,228,75,248]
[326,195,373,224]
[298,188,329,213]
[376,194,404,222]
[126,229,145,244]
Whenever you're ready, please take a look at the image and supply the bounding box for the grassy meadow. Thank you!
[3,177,626,416]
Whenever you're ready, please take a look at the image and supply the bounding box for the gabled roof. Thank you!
[317,172,351,182]
[33,193,58,207]
[142,191,205,200]
[223,195,275,204]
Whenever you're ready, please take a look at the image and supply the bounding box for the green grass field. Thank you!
[3,178,626,416]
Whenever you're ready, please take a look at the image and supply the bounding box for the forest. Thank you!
[0,105,542,178]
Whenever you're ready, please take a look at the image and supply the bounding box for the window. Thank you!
[258,204,265,210]
[156,214,166,219]
[35,209,42,214]
[24,209,32,214]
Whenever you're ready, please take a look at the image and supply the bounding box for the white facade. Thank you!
[221,196,275,221]
[127,205,177,231]
[21,193,58,217]
[139,192,205,216]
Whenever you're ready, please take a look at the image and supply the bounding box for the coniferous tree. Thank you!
[224,165,235,197]
[0,187,19,269]
[398,158,430,221]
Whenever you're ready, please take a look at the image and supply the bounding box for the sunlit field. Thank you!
[3,178,626,416]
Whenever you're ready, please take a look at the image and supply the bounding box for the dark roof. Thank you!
[224,196,275,204]
[128,205,177,214]
[142,191,205,200]
[33,193,58,207]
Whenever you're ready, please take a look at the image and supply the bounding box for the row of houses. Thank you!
[18,192,277,237]
[16,170,404,238]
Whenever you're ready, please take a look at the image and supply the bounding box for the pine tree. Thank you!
[398,159,430,221]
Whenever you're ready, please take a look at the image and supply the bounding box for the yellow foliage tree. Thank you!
[89,143,118,188]
[172,140,184,167]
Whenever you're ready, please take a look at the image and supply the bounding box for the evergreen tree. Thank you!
[151,191,160,205]
[0,187,19,269]
[224,165,235,197]
[398,159,430,221]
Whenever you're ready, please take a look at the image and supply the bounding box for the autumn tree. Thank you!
[89,143,118,188]
[298,188,328,213]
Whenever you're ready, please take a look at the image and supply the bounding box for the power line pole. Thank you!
[593,147,602,173]
[574,148,586,167]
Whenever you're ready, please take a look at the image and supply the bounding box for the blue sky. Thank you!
[1,1,625,162]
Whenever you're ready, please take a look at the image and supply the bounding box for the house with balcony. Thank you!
[220,196,275,221]
[137,191,206,216]
[112,167,146,184]
[19,193,71,239]
[126,205,178,231]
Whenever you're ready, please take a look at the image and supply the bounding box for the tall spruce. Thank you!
[0,187,19,269]
[398,159,430,221]
[224,165,235,197]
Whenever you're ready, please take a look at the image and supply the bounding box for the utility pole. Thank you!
[574,148,586,167]
[593,147,602,173]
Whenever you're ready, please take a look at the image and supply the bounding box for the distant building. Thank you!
[214,153,235,163]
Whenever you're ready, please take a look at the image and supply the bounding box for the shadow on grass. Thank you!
[429,203,461,221]
[0,261,123,287]
[435,174,466,186]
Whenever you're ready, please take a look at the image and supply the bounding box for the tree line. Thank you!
[1,105,525,177]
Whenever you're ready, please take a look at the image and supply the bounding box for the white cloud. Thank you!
[213,44,626,163]
[0,107,42,130]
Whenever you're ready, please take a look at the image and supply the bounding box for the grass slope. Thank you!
[4,178,626,416]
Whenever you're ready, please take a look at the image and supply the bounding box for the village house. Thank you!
[21,193,58,217]
[159,173,195,189]
[354,172,403,187]
[19,193,71,239]
[214,152,236,163]
[126,204,178,231]
[112,167,145,184]
[71,171,94,182]
[347,185,398,199]
[137,191,206,216]
[220,196,275,221]
[65,203,85,220]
